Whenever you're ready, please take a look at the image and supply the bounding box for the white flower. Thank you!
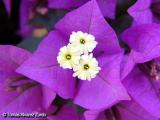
[73,54,101,81]
[57,44,81,69]
[69,31,97,54]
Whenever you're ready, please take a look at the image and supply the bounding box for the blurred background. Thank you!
[0,0,136,50]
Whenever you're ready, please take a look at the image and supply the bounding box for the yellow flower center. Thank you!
[83,64,90,70]
[66,54,72,60]
[80,38,86,44]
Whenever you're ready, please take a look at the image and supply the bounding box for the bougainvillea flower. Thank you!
[120,24,160,118]
[0,45,87,120]
[0,45,56,120]
[117,100,159,120]
[85,99,158,120]
[17,0,129,111]
[128,0,160,24]
[48,0,117,19]
[19,0,48,37]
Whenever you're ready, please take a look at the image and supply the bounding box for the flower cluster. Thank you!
[57,31,100,81]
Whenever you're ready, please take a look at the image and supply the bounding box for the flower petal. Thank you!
[123,66,160,118]
[42,86,56,109]
[0,45,31,72]
[120,54,136,80]
[117,100,159,120]
[55,0,121,55]
[84,110,106,120]
[0,72,20,111]
[97,0,116,19]
[48,0,87,9]
[128,0,152,24]
[0,85,45,116]
[17,31,76,99]
[49,0,116,18]
[121,24,160,63]
[74,53,130,110]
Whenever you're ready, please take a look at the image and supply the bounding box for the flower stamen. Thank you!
[16,82,37,92]
[80,38,86,44]
[83,64,90,70]
[150,62,160,80]
[139,61,160,80]
[66,54,72,60]
[7,76,27,84]
[6,76,38,92]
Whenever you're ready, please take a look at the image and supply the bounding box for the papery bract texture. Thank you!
[117,100,159,120]
[0,45,56,120]
[48,0,117,19]
[121,24,160,118]
[128,0,160,24]
[84,99,159,120]
[17,0,129,111]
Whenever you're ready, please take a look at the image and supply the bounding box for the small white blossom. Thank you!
[73,54,101,81]
[69,31,97,54]
[57,44,81,69]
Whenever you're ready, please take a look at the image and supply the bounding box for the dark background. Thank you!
[0,0,21,45]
